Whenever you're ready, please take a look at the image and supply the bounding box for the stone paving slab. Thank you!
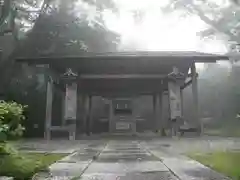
[80,172,179,180]
[97,153,158,162]
[148,148,231,180]
[59,150,99,163]
[163,157,231,180]
[15,140,106,153]
[143,140,235,179]
[84,161,169,174]
[18,138,240,180]
[98,141,159,162]
[32,141,106,179]
[49,162,89,177]
[33,173,74,180]
[47,144,106,178]
[105,147,142,151]
[100,152,152,156]
[80,140,177,180]
[47,176,74,180]
[103,150,146,153]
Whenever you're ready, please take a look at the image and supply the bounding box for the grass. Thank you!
[0,144,67,180]
[22,152,66,167]
[189,151,240,180]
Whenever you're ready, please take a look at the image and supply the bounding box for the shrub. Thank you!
[0,144,52,180]
[0,143,18,155]
[0,150,46,180]
[0,101,27,141]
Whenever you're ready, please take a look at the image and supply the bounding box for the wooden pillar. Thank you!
[76,92,82,135]
[81,95,86,134]
[131,98,137,135]
[159,91,164,133]
[109,99,113,133]
[44,78,53,140]
[83,95,90,135]
[61,91,65,125]
[168,80,182,136]
[82,95,92,135]
[87,96,92,135]
[153,94,157,131]
[180,89,184,117]
[154,93,161,131]
[191,63,201,133]
[64,82,77,140]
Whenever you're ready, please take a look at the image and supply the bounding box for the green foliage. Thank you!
[0,101,27,141]
[0,155,44,180]
[0,143,66,180]
[15,0,119,57]
[0,143,18,155]
[0,147,47,180]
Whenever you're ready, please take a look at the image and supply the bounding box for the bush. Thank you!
[0,143,18,155]
[0,143,50,180]
[0,155,46,180]
[0,101,27,141]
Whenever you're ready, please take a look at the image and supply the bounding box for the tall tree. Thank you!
[0,0,50,96]
[2,0,120,137]
[16,0,120,56]
[162,0,240,52]
[1,0,120,95]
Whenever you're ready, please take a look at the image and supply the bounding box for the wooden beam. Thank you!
[79,74,166,79]
[181,79,192,90]
[187,72,199,78]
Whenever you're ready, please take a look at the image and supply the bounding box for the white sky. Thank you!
[101,0,230,69]
[103,0,228,53]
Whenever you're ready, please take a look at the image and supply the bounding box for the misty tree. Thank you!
[16,0,119,56]
[1,0,120,94]
[11,0,120,97]
[162,0,240,52]
[0,0,50,91]
[0,0,121,137]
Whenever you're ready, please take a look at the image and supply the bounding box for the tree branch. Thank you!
[190,3,238,44]
[0,0,12,27]
[0,0,52,95]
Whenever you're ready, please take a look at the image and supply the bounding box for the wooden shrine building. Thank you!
[16,51,229,140]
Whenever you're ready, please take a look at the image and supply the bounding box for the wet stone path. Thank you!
[80,140,178,180]
[33,141,106,180]
[18,138,234,180]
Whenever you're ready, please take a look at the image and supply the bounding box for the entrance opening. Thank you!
[90,96,110,134]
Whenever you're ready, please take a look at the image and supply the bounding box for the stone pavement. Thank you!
[144,140,231,180]
[14,140,101,154]
[16,137,237,180]
[80,140,178,180]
